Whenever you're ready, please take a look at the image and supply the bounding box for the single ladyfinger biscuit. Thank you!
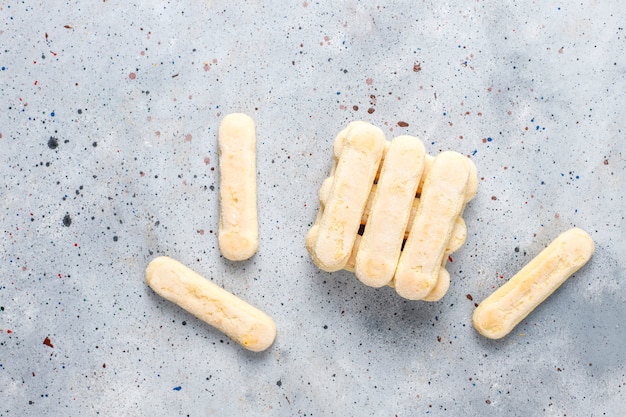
[394,151,471,300]
[355,135,426,288]
[146,256,277,352]
[473,228,594,340]
[218,113,258,261]
[310,122,385,272]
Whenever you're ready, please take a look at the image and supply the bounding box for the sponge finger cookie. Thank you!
[473,228,594,339]
[355,135,425,287]
[218,113,258,261]
[309,122,385,272]
[146,256,277,352]
[394,151,471,300]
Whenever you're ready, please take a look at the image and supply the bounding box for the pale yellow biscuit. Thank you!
[218,113,258,261]
[146,256,276,352]
[308,122,385,272]
[355,135,426,288]
[394,151,471,300]
[473,228,594,339]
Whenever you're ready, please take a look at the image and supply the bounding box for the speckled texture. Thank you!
[1,1,624,416]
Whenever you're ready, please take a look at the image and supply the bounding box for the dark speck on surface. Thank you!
[47,136,59,149]
[62,213,72,227]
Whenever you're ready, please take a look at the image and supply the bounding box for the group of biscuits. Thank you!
[306,121,478,301]
[145,114,595,352]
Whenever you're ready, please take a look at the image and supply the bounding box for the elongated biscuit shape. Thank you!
[355,135,425,287]
[218,113,258,261]
[473,228,594,339]
[146,256,276,352]
[309,122,385,272]
[394,151,471,300]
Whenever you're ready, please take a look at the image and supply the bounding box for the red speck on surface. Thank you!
[32,372,35,376]
[303,0,308,6]
[466,294,473,301]
[366,78,373,85]
[448,255,453,263]
[129,72,136,80]
[367,108,375,114]
[203,157,210,165]
[34,80,38,86]
[203,63,210,71]
[397,121,409,127]
[413,62,422,72]
[554,212,560,219]
[604,159,609,165]
[64,25,73,29]
[0,133,2,139]
[198,229,205,235]
[482,138,487,143]
[57,273,62,278]
[43,337,54,348]
[491,196,497,200]
[103,363,106,368]
[184,134,192,142]
[558,47,564,54]
[437,336,442,343]
[7,329,12,334]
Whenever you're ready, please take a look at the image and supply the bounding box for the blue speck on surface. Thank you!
[1,67,5,71]
[472,149,477,155]
[173,386,182,391]
[51,111,55,117]
[487,137,492,142]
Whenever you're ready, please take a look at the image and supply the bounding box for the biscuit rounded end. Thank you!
[146,256,173,286]
[241,315,277,352]
[394,269,437,300]
[472,304,510,340]
[219,113,255,134]
[219,232,258,261]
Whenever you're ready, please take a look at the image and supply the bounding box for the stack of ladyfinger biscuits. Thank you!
[306,121,478,301]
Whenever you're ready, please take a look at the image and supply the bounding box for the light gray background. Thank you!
[1,1,624,416]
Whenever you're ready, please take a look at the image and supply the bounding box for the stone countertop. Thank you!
[1,1,624,415]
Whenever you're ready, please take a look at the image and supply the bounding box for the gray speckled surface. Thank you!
[1,1,624,416]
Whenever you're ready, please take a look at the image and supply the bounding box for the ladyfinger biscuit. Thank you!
[146,256,277,352]
[472,228,594,340]
[309,122,385,272]
[394,151,471,300]
[218,113,258,261]
[355,135,426,287]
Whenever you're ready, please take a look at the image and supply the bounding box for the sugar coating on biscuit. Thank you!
[472,228,594,339]
[146,256,277,352]
[394,151,472,300]
[355,135,425,288]
[218,113,258,261]
[308,122,385,272]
